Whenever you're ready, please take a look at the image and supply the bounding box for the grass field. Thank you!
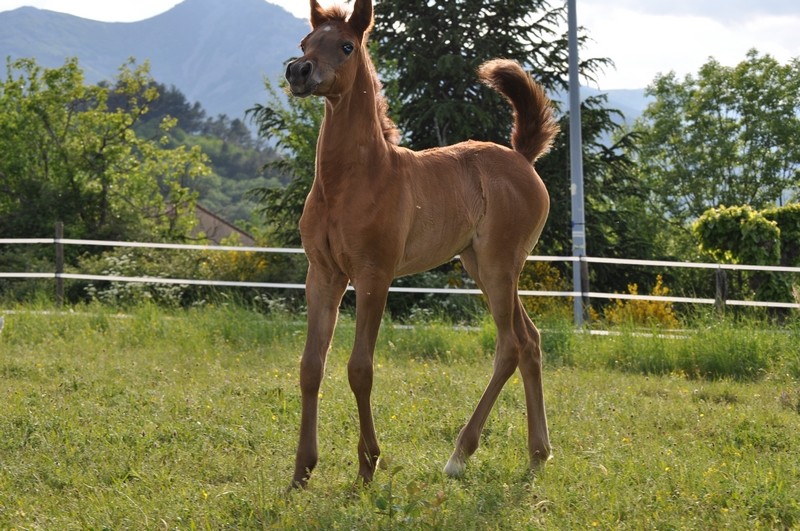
[1,304,799,529]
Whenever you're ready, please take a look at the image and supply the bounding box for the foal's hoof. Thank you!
[443,453,466,478]
[530,450,553,473]
[351,472,375,489]
[287,473,311,492]
[286,480,306,493]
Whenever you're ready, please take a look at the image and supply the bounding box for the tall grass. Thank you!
[0,303,798,528]
[581,318,800,380]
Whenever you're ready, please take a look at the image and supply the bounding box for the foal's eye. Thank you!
[342,43,354,55]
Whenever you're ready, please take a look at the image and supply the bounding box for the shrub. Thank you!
[763,203,800,267]
[71,232,309,310]
[603,275,680,328]
[518,261,572,320]
[694,205,780,265]
[79,249,200,307]
[695,204,799,303]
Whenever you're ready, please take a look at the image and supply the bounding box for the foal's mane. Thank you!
[370,64,401,145]
[317,4,349,21]
[316,5,401,145]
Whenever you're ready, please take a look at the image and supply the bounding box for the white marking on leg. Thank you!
[444,451,467,478]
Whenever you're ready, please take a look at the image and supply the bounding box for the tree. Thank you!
[247,78,324,246]
[104,80,207,136]
[635,50,800,226]
[0,57,210,244]
[372,0,608,149]
[104,78,281,224]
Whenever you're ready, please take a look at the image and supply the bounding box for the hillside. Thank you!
[0,0,309,121]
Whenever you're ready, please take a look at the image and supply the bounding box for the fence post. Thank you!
[55,222,64,306]
[579,256,591,324]
[714,267,727,314]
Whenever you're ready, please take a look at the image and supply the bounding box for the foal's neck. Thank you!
[318,54,390,164]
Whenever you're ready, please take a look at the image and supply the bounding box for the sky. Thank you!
[0,0,798,90]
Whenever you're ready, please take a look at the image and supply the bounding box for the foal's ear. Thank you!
[309,0,327,28]
[349,0,374,39]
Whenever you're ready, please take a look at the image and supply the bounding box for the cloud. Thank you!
[271,0,310,19]
[578,2,800,89]
[584,0,800,23]
[0,0,179,22]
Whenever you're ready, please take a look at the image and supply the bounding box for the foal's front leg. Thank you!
[291,265,348,489]
[349,276,391,484]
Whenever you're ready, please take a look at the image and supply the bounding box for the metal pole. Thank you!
[567,0,588,326]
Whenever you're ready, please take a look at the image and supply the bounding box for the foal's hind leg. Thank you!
[517,309,551,467]
[444,246,550,476]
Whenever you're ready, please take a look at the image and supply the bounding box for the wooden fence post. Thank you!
[714,267,727,314]
[55,222,64,306]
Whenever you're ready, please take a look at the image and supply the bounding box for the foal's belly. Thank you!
[395,231,473,277]
[394,187,480,277]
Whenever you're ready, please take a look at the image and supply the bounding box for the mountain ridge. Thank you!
[0,1,649,124]
[0,0,310,120]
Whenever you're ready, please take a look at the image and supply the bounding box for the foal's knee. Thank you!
[299,354,325,395]
[347,356,374,394]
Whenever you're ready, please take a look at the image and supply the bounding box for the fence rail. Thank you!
[2,235,799,311]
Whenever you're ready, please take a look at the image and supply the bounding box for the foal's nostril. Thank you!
[287,60,314,84]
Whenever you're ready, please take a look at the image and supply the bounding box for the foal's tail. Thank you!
[478,59,559,164]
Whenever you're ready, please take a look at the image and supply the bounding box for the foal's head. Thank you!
[285,0,373,98]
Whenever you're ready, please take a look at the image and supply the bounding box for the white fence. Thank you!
[1,236,800,311]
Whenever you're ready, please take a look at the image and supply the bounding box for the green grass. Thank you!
[0,304,799,529]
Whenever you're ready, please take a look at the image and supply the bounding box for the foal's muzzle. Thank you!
[286,59,318,97]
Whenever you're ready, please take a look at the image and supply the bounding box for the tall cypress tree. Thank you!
[372,0,605,148]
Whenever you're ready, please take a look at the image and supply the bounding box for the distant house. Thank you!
[193,204,256,246]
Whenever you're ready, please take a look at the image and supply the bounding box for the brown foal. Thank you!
[284,0,559,488]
